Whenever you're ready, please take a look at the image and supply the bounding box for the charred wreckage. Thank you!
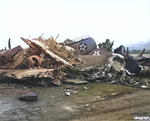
[0,35,150,90]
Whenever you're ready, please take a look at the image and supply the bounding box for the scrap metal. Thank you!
[0,35,150,89]
[21,36,78,68]
[0,69,54,80]
[0,36,83,86]
[28,55,41,69]
[18,92,38,101]
[0,45,24,69]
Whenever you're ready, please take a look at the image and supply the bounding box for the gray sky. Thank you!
[0,0,150,49]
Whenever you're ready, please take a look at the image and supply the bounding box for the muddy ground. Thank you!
[0,81,150,121]
[0,54,150,121]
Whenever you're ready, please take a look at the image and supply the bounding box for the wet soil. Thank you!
[0,84,78,121]
[0,82,150,121]
[0,54,150,121]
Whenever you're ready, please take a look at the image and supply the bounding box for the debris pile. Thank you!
[20,36,78,68]
[0,36,150,90]
[0,36,84,86]
[63,43,150,89]
[65,62,150,89]
[81,64,117,82]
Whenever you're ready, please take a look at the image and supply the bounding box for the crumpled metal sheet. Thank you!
[87,48,112,56]
[0,68,66,86]
[21,37,78,68]
[113,46,150,75]
[0,69,54,79]
[66,62,150,89]
[0,46,24,69]
[77,55,109,67]
[18,92,38,101]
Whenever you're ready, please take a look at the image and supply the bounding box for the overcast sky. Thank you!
[0,0,150,49]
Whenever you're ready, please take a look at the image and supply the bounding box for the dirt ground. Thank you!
[0,54,150,121]
[71,84,150,121]
[0,82,150,121]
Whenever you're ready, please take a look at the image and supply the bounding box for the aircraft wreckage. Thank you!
[0,36,150,88]
[0,36,82,86]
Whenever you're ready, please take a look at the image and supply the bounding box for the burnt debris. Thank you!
[0,36,150,90]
